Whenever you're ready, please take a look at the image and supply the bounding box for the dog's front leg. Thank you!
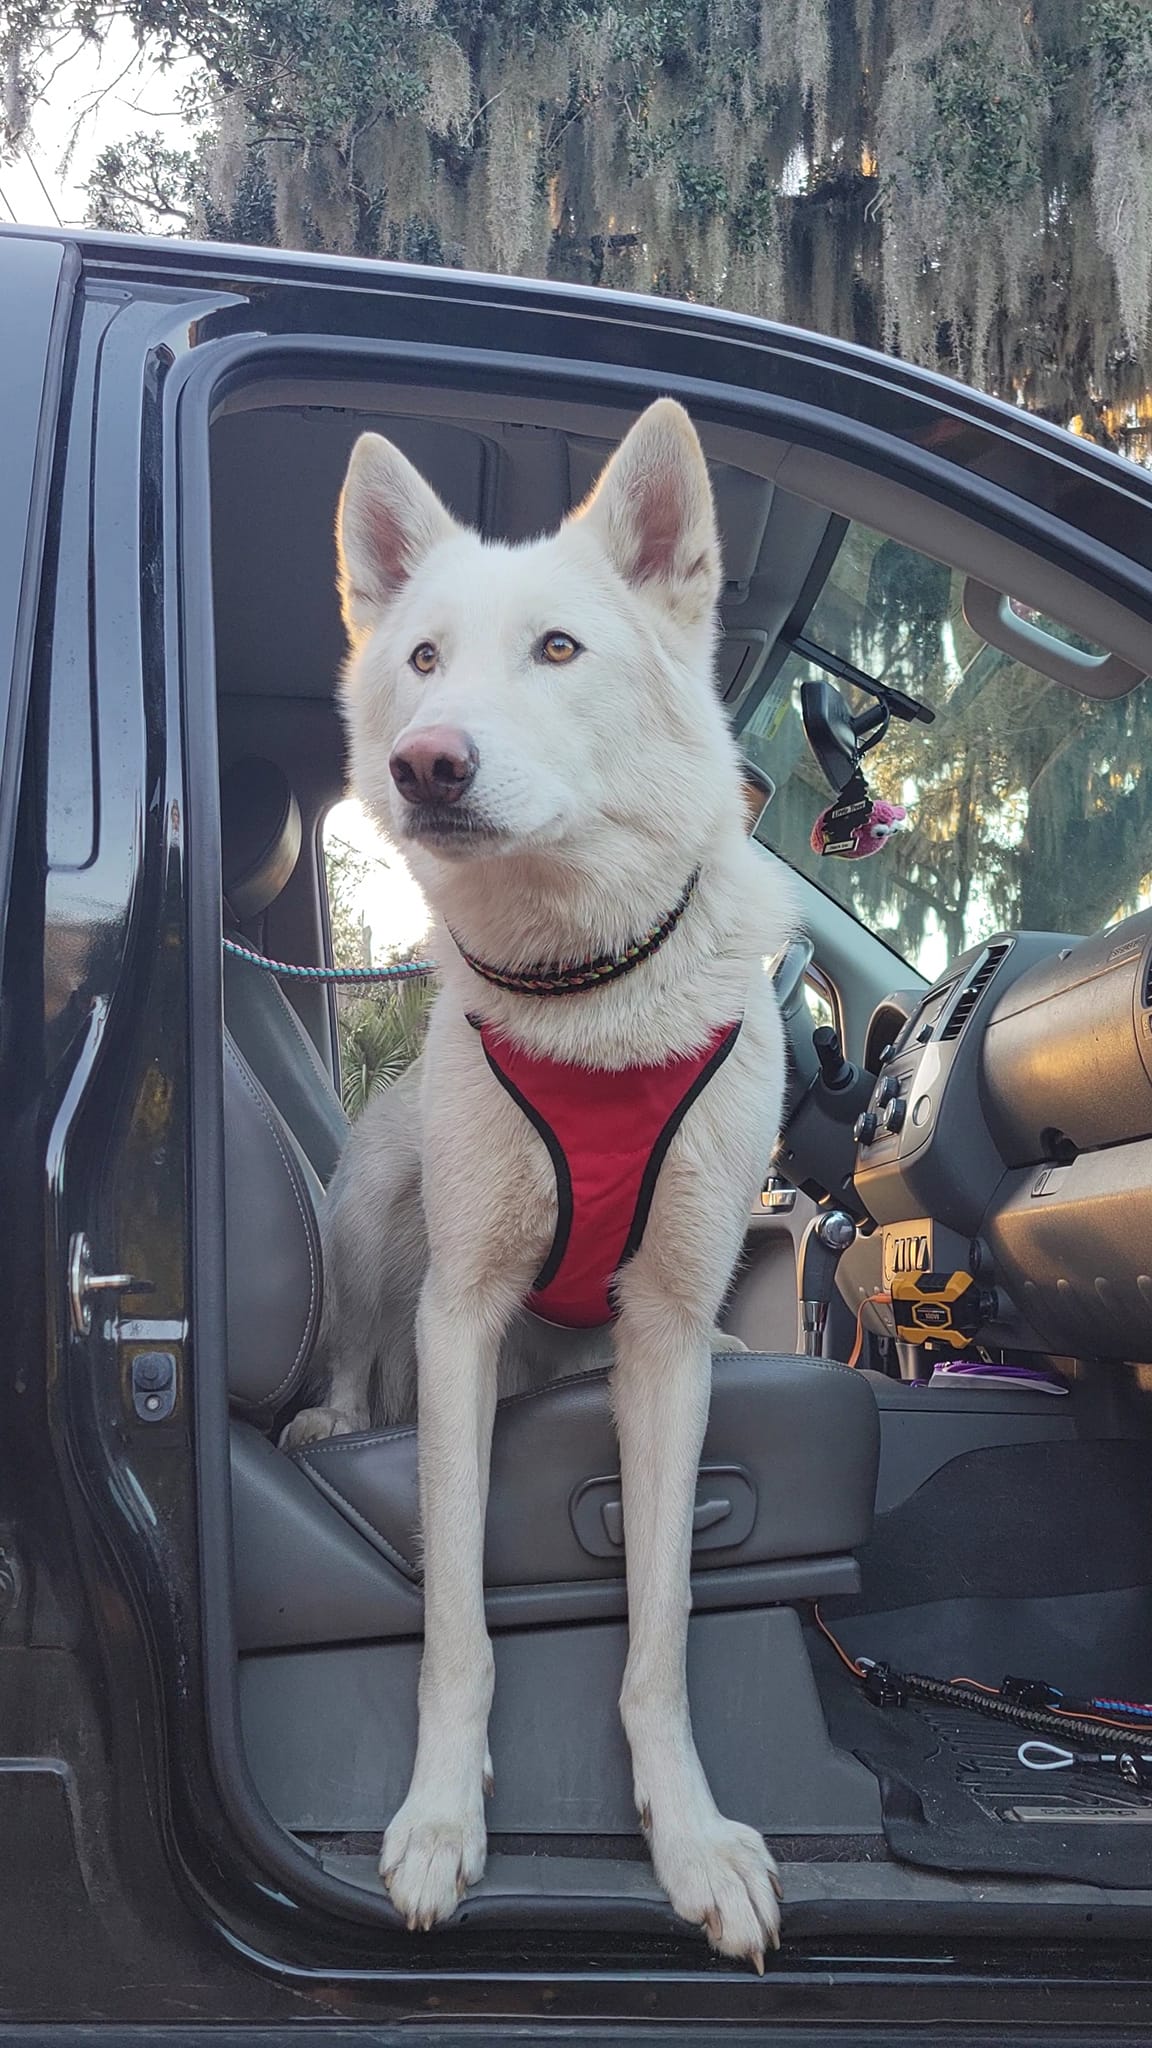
[380,1267,508,1928]
[613,1299,781,1967]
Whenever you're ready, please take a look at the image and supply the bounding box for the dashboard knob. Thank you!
[853,1110,878,1146]
[882,1095,907,1134]
[814,1207,858,1253]
[877,1073,900,1106]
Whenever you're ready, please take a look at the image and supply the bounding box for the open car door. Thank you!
[0,235,77,997]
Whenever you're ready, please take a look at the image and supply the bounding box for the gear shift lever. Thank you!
[798,1207,857,1356]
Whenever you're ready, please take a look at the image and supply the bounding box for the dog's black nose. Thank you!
[390,726,479,805]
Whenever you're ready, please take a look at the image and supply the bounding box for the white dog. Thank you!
[286,399,793,1965]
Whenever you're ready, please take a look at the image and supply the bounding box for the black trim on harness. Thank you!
[618,1021,742,1268]
[476,1029,574,1292]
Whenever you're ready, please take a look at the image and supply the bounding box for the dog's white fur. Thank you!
[287,401,794,1962]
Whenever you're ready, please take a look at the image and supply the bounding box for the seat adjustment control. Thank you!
[570,1467,756,1558]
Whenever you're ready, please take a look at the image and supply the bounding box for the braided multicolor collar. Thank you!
[449,868,701,997]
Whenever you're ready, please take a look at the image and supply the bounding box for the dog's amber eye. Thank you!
[410,642,438,674]
[539,631,580,665]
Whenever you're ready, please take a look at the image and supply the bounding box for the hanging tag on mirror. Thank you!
[814,767,874,858]
[811,768,907,861]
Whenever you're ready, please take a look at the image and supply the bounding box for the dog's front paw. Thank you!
[380,1798,487,1930]
[278,1405,364,1449]
[649,1811,781,1968]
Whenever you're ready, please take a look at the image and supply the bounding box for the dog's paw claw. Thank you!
[653,1815,781,1963]
[278,1406,363,1449]
[380,1805,487,1929]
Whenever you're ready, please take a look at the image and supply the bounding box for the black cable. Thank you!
[814,1607,1152,1745]
[858,1660,1152,1746]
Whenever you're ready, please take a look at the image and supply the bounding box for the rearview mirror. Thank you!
[800,678,886,795]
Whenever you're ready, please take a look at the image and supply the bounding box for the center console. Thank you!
[836,906,1152,1365]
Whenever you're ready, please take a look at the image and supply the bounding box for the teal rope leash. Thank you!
[223,866,695,993]
[223,936,436,984]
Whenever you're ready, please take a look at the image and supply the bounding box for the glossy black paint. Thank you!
[3,223,1152,2035]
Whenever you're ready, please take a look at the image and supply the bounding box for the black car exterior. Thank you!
[4,223,1152,2041]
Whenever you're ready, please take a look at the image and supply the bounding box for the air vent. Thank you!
[1142,943,1152,1010]
[940,941,1012,1041]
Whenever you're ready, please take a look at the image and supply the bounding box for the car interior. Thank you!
[208,370,1152,1935]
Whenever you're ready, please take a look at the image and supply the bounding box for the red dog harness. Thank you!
[474,1018,741,1328]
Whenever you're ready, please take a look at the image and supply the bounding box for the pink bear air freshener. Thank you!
[810,768,908,860]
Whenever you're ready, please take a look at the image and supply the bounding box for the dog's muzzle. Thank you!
[390,726,478,807]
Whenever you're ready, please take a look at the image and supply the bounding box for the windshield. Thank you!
[740,521,1152,981]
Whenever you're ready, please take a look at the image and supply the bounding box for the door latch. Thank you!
[68,1233,152,1336]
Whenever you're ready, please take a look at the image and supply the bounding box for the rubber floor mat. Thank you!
[813,1636,1152,1886]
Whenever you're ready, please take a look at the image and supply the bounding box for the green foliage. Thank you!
[915,34,1042,220]
[730,158,776,254]
[676,161,728,219]
[87,132,197,230]
[1086,0,1152,110]
[324,831,373,970]
[8,0,1152,430]
[610,2,697,67]
[338,979,434,1118]
[322,828,432,1113]
[202,149,278,244]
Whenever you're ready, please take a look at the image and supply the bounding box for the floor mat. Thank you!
[814,1634,1152,1887]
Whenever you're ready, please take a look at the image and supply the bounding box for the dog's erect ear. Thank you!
[575,398,721,624]
[337,432,458,639]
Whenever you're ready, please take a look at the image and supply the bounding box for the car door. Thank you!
[0,233,78,1002]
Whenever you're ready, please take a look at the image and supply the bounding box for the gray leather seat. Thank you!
[219,754,880,1652]
[221,755,349,1185]
[223,1014,880,1653]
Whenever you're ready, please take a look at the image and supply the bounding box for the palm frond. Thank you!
[338,977,434,1116]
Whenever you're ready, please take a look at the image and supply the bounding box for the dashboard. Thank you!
[828,907,1152,1361]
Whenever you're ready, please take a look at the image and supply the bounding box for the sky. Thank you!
[4,25,431,957]
[325,801,433,960]
[1,21,195,227]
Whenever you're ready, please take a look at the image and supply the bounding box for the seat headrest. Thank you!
[221,756,302,921]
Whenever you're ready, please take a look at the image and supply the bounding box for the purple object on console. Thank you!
[928,1360,1068,1396]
